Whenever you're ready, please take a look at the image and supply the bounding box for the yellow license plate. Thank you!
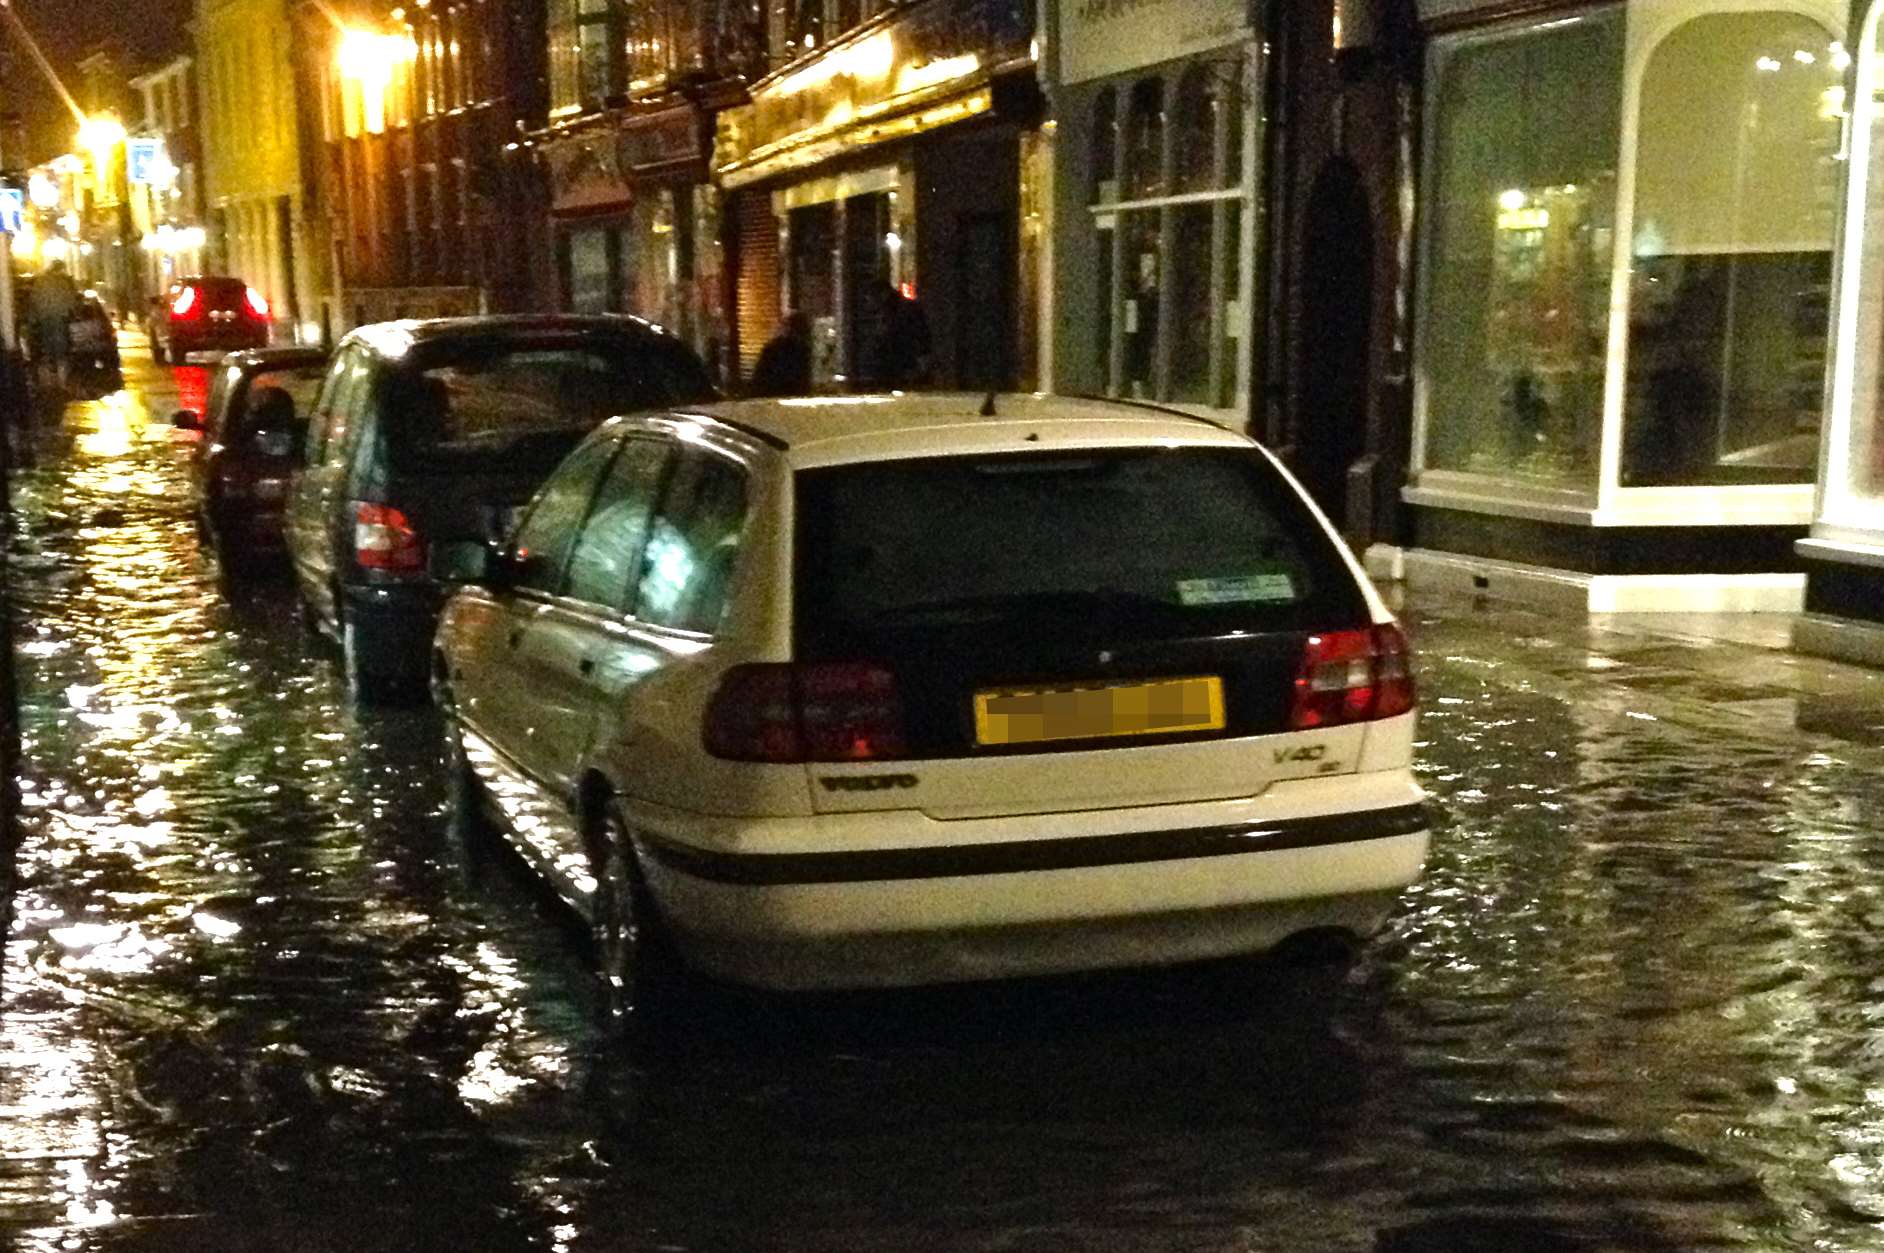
[974,675,1226,747]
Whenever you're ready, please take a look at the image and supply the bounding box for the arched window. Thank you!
[1124,77,1164,200]
[1621,12,1840,485]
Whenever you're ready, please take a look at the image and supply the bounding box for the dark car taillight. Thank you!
[171,286,201,320]
[1290,624,1416,730]
[244,287,270,321]
[352,502,425,573]
[704,662,905,762]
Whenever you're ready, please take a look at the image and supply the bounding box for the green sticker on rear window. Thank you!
[1177,574,1297,606]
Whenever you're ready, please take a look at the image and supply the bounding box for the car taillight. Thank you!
[171,286,200,319]
[1290,624,1417,730]
[704,662,905,763]
[244,287,270,320]
[352,502,425,573]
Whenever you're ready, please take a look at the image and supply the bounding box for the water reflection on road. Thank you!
[8,349,1884,1250]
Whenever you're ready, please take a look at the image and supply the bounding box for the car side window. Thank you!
[204,364,240,443]
[305,351,352,467]
[509,435,622,596]
[562,436,672,611]
[633,447,749,635]
[322,353,373,470]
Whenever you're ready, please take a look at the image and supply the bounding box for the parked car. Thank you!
[430,394,1432,1024]
[286,315,716,701]
[65,290,123,394]
[149,277,271,365]
[172,347,329,571]
[13,279,123,394]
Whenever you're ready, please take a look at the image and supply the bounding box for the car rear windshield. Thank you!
[383,341,702,472]
[794,447,1372,652]
[192,278,248,307]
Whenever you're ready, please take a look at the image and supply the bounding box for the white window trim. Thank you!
[1817,2,1882,530]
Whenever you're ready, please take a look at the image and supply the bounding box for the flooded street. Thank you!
[8,341,1884,1250]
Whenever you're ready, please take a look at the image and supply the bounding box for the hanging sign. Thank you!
[126,139,164,186]
[0,188,22,235]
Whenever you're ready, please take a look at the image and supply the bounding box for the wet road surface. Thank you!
[9,339,1884,1250]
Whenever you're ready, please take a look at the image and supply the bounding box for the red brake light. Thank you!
[1290,624,1417,730]
[244,287,270,320]
[352,502,425,573]
[705,662,905,763]
[170,286,200,319]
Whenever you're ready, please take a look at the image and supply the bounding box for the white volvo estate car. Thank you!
[430,394,1430,1017]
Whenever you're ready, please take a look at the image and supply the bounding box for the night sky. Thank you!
[4,0,195,162]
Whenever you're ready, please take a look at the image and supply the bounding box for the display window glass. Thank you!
[1418,2,1843,507]
[1419,10,1623,492]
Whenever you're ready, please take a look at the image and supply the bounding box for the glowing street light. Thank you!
[77,114,127,160]
[337,28,406,133]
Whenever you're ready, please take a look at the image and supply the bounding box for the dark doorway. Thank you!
[1296,158,1375,529]
[955,211,1014,391]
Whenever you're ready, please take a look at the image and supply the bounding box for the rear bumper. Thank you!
[628,772,1433,990]
[342,581,441,678]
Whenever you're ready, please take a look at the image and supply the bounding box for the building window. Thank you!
[550,0,622,115]
[1621,12,1839,486]
[1419,11,1623,491]
[1089,53,1246,409]
[1419,4,1841,499]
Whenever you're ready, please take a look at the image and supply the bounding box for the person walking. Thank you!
[867,281,932,391]
[747,311,813,398]
[26,261,81,390]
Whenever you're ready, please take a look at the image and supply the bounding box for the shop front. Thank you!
[1796,0,1884,661]
[713,0,1040,392]
[1400,0,1846,611]
[1044,0,1257,425]
[544,102,730,383]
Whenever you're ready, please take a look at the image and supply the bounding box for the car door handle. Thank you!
[578,657,595,676]
[509,629,524,649]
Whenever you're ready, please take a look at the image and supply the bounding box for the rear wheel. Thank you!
[593,805,685,1034]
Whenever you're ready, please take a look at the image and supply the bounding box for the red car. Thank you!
[150,276,271,365]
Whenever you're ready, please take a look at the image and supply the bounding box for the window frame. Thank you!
[1410,0,1843,528]
[1085,47,1253,416]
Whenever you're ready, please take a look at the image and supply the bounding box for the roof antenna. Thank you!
[978,390,999,417]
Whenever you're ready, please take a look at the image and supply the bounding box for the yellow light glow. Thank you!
[773,31,896,99]
[895,53,981,96]
[77,115,126,160]
[10,225,37,259]
[1497,188,1528,212]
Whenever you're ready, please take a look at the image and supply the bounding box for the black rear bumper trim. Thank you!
[638,802,1431,886]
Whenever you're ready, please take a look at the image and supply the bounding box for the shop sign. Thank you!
[1060,0,1248,85]
[618,110,704,175]
[126,139,164,186]
[0,188,22,235]
[716,0,1032,185]
[547,134,632,217]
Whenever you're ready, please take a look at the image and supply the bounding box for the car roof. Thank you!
[343,313,681,359]
[222,346,329,371]
[659,393,1255,469]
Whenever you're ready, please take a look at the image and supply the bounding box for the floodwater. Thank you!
[6,345,1884,1251]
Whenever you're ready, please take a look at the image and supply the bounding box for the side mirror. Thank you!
[430,539,518,587]
[171,409,204,432]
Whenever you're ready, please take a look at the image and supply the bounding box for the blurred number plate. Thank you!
[974,676,1225,747]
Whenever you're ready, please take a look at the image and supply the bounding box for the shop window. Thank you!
[1621,12,1839,486]
[549,0,621,114]
[567,227,611,313]
[1087,53,1247,409]
[1419,12,1623,490]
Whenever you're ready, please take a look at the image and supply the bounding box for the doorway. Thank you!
[1296,158,1374,529]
